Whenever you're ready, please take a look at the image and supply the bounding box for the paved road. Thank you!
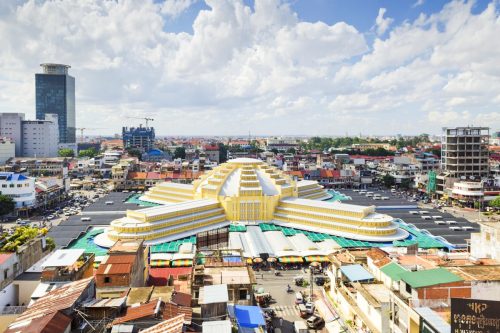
[254,269,328,333]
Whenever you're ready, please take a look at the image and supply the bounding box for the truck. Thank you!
[294,321,308,333]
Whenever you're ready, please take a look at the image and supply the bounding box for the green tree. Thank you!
[400,178,413,190]
[58,148,75,157]
[78,148,98,158]
[218,143,228,163]
[270,148,279,155]
[0,195,15,221]
[174,147,186,159]
[126,148,142,160]
[382,174,396,188]
[489,196,500,209]
[286,148,296,154]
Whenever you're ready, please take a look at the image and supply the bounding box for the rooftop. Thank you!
[202,320,232,333]
[112,299,161,325]
[380,262,408,281]
[399,268,463,289]
[140,314,185,333]
[445,265,500,281]
[109,239,143,253]
[200,284,229,304]
[340,264,374,282]
[41,249,85,268]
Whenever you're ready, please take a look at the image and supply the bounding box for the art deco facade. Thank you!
[96,158,408,246]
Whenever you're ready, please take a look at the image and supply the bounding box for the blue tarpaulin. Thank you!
[340,264,374,282]
[234,305,265,328]
[223,256,242,263]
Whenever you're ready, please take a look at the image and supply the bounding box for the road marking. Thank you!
[271,305,299,316]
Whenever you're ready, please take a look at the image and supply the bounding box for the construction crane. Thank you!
[126,116,154,127]
[76,128,107,142]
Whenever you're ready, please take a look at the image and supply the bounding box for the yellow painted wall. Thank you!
[0,314,20,332]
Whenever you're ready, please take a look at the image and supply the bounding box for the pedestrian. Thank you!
[279,318,283,327]
[262,273,264,279]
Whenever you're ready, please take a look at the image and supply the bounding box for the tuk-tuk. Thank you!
[255,292,272,307]
[294,276,304,286]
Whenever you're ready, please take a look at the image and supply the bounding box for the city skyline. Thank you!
[0,0,499,136]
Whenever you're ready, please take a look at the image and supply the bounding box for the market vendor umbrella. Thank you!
[253,258,263,263]
[266,257,277,262]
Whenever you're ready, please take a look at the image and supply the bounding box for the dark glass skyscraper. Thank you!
[35,63,75,143]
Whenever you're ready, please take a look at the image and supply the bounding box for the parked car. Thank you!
[306,316,324,329]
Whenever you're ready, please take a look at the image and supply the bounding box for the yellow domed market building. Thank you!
[95,158,408,247]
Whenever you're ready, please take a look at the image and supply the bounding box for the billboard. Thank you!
[451,298,500,333]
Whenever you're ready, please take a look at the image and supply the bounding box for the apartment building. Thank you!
[0,172,36,211]
[0,138,15,164]
[438,127,489,194]
[0,113,24,157]
[21,114,59,158]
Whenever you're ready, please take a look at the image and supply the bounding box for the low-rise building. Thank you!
[0,138,15,164]
[470,222,500,260]
[3,157,69,177]
[0,172,36,214]
[41,249,94,283]
[95,239,148,298]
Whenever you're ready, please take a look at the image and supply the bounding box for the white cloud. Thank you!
[161,0,196,18]
[412,0,425,8]
[374,8,393,35]
[0,0,499,135]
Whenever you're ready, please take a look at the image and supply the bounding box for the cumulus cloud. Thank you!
[374,8,394,35]
[161,0,196,18]
[0,0,498,135]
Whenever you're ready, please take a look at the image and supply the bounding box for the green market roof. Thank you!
[67,228,108,257]
[380,262,408,281]
[151,235,196,253]
[259,222,446,249]
[229,224,247,232]
[399,268,463,289]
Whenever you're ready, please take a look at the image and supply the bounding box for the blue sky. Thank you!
[0,0,499,136]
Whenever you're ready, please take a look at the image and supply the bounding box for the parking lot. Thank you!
[47,191,147,248]
[340,189,419,207]
[338,188,476,248]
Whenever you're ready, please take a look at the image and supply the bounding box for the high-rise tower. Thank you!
[35,63,75,143]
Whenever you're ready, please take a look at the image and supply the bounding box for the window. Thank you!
[405,282,412,294]
[4,269,9,280]
[104,277,111,283]
[9,184,14,188]
[239,289,247,300]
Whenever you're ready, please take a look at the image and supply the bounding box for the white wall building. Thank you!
[0,172,36,210]
[470,222,500,260]
[0,113,25,157]
[22,114,59,158]
[0,138,15,164]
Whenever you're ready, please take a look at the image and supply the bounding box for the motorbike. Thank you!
[274,271,281,276]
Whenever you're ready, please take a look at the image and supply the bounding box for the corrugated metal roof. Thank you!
[163,303,192,324]
[6,278,93,332]
[105,255,137,264]
[141,314,185,333]
[112,299,161,325]
[96,263,132,275]
[171,291,191,307]
[202,320,232,333]
[200,284,228,304]
[400,268,463,288]
[5,310,72,333]
[83,297,126,308]
[340,264,374,282]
